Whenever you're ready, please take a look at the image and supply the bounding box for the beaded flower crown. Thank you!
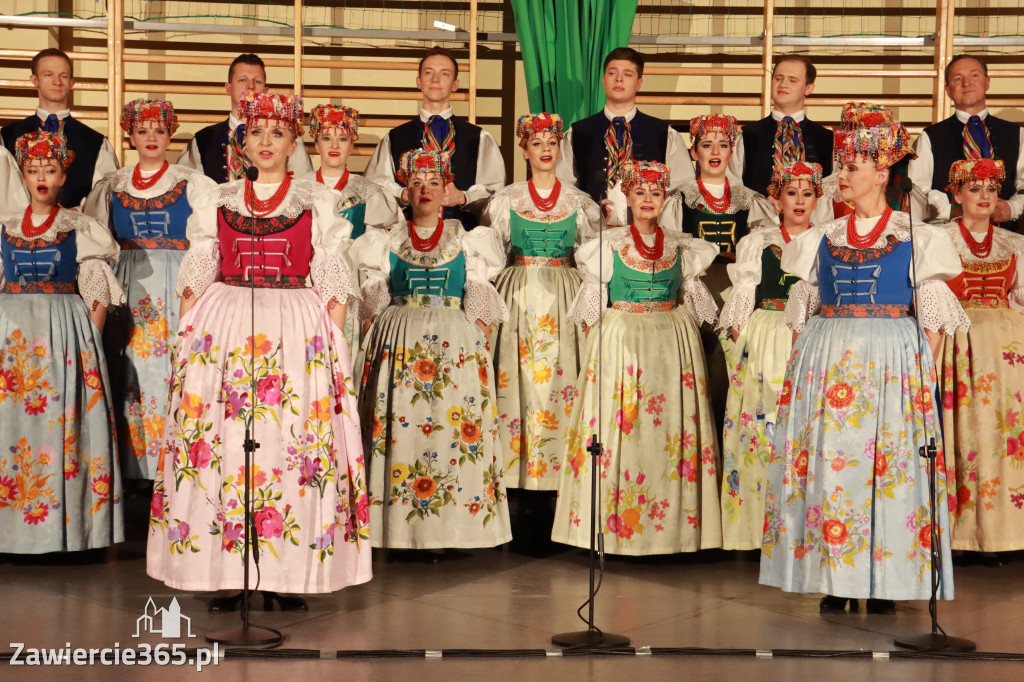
[14,131,74,168]
[947,158,1006,191]
[620,160,670,192]
[515,112,564,148]
[689,114,739,145]
[308,104,359,140]
[240,92,304,135]
[397,148,453,185]
[839,101,895,131]
[120,98,179,135]
[768,161,824,198]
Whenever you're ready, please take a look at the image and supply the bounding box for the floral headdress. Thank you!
[839,102,895,131]
[14,131,74,168]
[120,98,179,135]
[515,112,564,148]
[947,158,1006,191]
[689,114,739,146]
[240,92,304,136]
[768,161,824,198]
[397,148,453,185]
[308,104,359,140]
[620,160,670,193]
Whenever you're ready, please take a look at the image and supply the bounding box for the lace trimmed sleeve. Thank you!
[81,171,117,228]
[911,223,969,335]
[567,232,615,326]
[575,189,605,244]
[784,279,821,333]
[678,235,719,325]
[717,232,764,333]
[310,184,359,307]
[347,228,392,322]
[174,181,223,299]
[461,224,509,325]
[74,212,125,309]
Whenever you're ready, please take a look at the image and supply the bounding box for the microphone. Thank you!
[245,165,260,182]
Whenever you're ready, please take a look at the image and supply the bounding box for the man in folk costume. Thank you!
[176,53,313,183]
[557,47,694,227]
[908,54,1024,227]
[1,48,118,209]
[726,54,833,199]
[364,46,505,228]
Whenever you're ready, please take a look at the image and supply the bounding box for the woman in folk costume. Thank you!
[147,92,371,607]
[551,160,722,555]
[662,114,775,429]
[717,161,822,549]
[83,99,216,481]
[759,106,969,614]
[0,131,124,553]
[938,158,1024,552]
[350,148,511,557]
[301,104,402,351]
[482,112,602,492]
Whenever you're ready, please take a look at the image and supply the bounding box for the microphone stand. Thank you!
[893,175,974,653]
[551,183,629,650]
[208,164,282,647]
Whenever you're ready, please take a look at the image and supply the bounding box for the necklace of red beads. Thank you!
[845,206,893,249]
[244,174,292,217]
[317,167,350,192]
[131,160,170,191]
[528,178,561,212]
[409,217,445,252]
[697,177,731,214]
[21,205,60,239]
[957,219,994,259]
[630,222,664,260]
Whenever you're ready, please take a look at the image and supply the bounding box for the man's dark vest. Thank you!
[569,110,670,204]
[2,115,105,209]
[740,115,833,198]
[388,116,482,226]
[924,114,1021,203]
[192,119,232,185]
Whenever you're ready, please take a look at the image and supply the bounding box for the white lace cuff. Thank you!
[175,241,220,299]
[917,280,970,336]
[311,249,360,308]
[78,259,125,309]
[568,280,607,326]
[784,280,820,333]
[1009,288,1024,315]
[717,283,756,333]
[360,277,391,322]
[683,279,719,326]
[464,279,509,326]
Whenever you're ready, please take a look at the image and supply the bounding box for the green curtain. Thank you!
[511,0,638,128]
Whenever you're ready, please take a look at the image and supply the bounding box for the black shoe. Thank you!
[820,595,854,613]
[208,592,244,613]
[263,591,308,612]
[866,598,896,614]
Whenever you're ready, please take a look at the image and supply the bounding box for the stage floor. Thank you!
[2,515,1023,680]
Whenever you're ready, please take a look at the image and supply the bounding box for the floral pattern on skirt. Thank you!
[759,315,954,600]
[493,263,582,490]
[147,283,371,593]
[721,308,793,549]
[940,307,1024,551]
[358,304,512,549]
[552,307,722,555]
[0,293,123,553]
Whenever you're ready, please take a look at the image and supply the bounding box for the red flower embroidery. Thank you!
[861,112,884,127]
[142,105,162,119]
[792,162,813,176]
[640,168,662,184]
[826,382,855,409]
[822,519,849,546]
[918,523,932,550]
[779,379,793,406]
[531,113,552,132]
[974,158,998,179]
[29,141,51,157]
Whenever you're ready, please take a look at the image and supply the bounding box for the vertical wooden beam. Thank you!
[468,0,478,123]
[294,0,304,98]
[932,0,951,123]
[108,0,125,165]
[761,0,775,118]
[58,0,74,108]
[499,0,516,181]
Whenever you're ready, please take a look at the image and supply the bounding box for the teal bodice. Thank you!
[340,201,367,240]
[608,247,681,303]
[389,250,466,298]
[509,211,576,258]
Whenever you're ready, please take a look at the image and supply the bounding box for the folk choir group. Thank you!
[2,44,1022,616]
